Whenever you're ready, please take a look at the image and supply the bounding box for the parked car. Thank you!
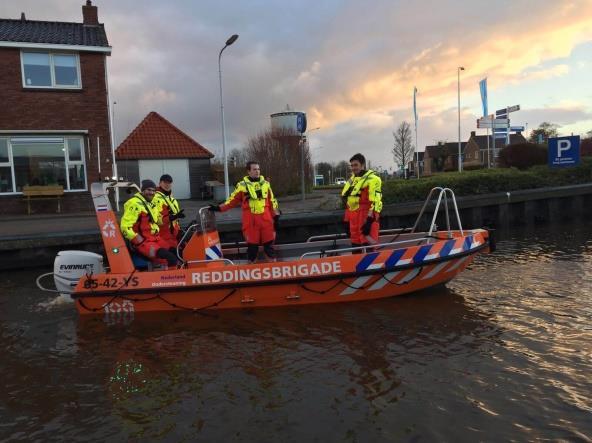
[335,177,346,185]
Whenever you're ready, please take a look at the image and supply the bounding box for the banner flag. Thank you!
[413,87,418,128]
[479,78,488,117]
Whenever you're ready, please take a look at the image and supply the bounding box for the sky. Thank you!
[2,0,592,170]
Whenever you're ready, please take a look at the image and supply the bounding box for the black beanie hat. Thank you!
[141,179,156,191]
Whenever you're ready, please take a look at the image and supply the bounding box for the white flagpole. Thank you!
[414,87,420,178]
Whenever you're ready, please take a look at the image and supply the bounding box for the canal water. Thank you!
[1,222,591,442]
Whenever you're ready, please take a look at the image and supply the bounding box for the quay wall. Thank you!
[2,184,592,271]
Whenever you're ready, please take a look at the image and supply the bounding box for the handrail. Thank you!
[411,187,463,237]
[185,257,235,266]
[176,223,198,262]
[299,236,428,260]
[306,233,348,242]
[306,227,410,243]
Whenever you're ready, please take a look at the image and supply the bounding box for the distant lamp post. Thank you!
[457,66,465,172]
[218,34,239,198]
[301,127,320,200]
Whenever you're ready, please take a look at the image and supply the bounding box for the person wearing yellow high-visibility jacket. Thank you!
[120,179,178,267]
[341,153,383,249]
[209,161,280,262]
[153,174,185,250]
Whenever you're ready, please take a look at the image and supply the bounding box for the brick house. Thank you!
[464,131,528,168]
[423,132,528,174]
[423,142,467,175]
[408,151,424,177]
[0,1,112,214]
[116,112,214,200]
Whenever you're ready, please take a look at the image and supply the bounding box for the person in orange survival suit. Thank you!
[341,153,383,250]
[120,179,179,267]
[153,174,185,250]
[209,161,280,263]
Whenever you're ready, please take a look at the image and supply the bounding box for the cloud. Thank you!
[2,0,592,163]
[519,105,592,126]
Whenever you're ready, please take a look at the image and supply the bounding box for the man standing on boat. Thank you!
[209,161,280,263]
[120,179,179,267]
[153,174,185,250]
[341,153,383,249]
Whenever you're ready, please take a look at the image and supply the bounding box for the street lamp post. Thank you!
[457,66,465,172]
[218,34,239,198]
[301,127,320,200]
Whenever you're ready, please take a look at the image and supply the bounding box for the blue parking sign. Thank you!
[548,136,580,168]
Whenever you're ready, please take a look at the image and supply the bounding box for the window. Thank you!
[0,137,86,193]
[0,139,14,193]
[21,52,81,88]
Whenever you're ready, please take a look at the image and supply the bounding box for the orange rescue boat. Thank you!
[39,182,493,316]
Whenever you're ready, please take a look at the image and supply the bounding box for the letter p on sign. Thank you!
[557,140,571,157]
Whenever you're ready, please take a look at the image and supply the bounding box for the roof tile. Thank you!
[0,18,109,47]
[115,112,214,160]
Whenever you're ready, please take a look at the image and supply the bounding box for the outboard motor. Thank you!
[54,250,104,295]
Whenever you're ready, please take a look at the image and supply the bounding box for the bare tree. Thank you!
[392,121,415,178]
[244,128,312,195]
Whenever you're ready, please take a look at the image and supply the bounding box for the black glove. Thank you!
[208,204,221,212]
[362,217,374,236]
[169,209,185,221]
[273,214,280,231]
[343,221,350,235]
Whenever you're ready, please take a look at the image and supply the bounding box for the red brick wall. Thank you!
[0,48,112,214]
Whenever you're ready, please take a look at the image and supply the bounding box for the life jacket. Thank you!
[341,169,383,213]
[224,175,279,215]
[154,189,181,233]
[120,192,160,241]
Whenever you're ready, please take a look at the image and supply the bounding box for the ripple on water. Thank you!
[1,223,592,441]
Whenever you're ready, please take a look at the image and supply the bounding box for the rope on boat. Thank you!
[77,287,238,313]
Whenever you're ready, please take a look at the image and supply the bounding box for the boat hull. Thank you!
[72,230,488,315]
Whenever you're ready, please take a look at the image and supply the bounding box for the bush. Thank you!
[382,158,592,204]
[498,143,547,169]
[581,138,592,157]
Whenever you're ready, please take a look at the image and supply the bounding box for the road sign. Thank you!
[477,118,510,129]
[510,126,525,132]
[494,133,507,139]
[496,105,520,116]
[548,136,580,168]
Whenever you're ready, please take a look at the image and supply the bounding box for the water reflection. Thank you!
[66,289,497,441]
[1,221,592,441]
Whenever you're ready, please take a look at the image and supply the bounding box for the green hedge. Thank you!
[382,158,592,204]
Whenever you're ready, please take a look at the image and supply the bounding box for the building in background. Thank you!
[115,111,213,200]
[463,131,528,168]
[0,1,112,214]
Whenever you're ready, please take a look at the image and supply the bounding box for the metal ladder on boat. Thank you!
[411,187,463,238]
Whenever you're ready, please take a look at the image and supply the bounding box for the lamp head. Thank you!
[226,34,239,46]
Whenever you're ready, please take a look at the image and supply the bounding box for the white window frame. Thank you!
[0,137,17,195]
[0,135,87,194]
[20,51,82,89]
[65,137,87,191]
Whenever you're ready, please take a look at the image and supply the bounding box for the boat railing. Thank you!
[299,236,429,260]
[411,187,463,238]
[185,257,236,266]
[306,227,409,243]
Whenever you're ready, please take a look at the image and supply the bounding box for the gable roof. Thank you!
[424,142,467,158]
[470,133,527,150]
[0,18,109,49]
[116,112,214,160]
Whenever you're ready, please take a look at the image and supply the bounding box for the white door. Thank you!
[139,159,191,199]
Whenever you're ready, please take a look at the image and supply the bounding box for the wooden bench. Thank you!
[22,185,64,215]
